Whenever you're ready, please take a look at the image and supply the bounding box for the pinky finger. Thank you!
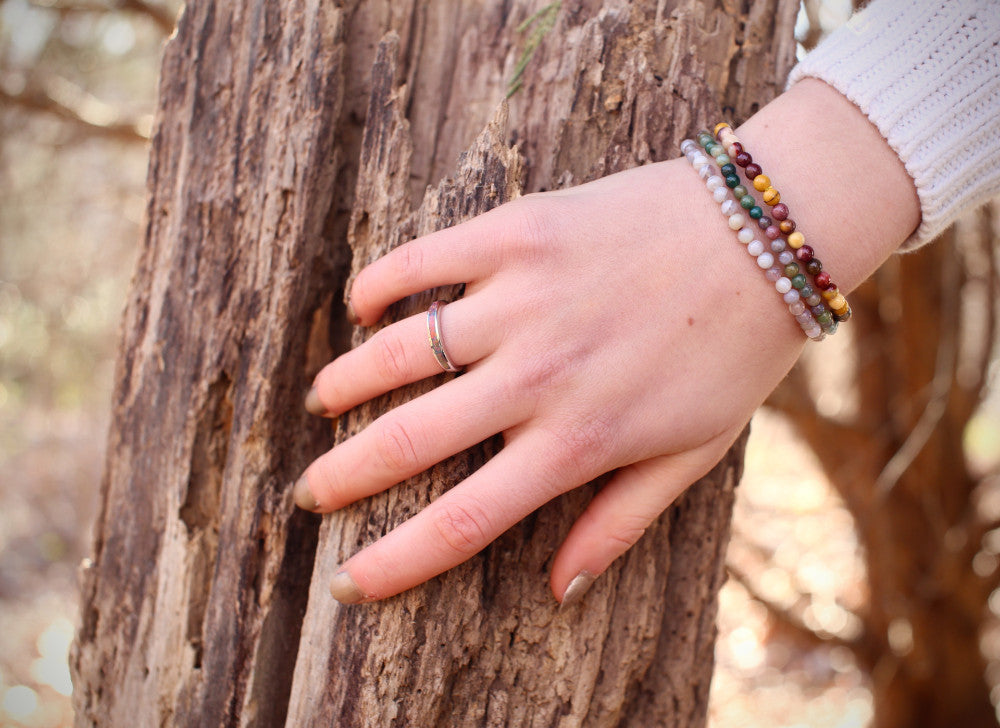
[549,442,728,606]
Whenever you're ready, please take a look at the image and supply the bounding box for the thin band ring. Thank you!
[427,300,462,373]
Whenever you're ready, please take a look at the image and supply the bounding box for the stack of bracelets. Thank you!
[680,123,851,341]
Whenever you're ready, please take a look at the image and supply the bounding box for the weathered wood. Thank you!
[72,1,799,726]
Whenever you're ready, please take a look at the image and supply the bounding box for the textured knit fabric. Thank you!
[787,0,1000,250]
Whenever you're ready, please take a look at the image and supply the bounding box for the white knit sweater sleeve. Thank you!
[786,0,1000,251]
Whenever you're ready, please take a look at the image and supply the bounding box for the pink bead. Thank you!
[765,225,780,240]
[772,203,789,220]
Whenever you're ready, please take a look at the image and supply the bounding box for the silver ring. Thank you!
[427,300,462,373]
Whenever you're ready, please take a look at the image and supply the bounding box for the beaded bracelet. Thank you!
[680,137,826,341]
[711,123,852,326]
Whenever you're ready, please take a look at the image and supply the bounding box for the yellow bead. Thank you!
[787,231,805,249]
[822,288,839,301]
[763,187,780,205]
[753,174,771,191]
[828,293,847,310]
[714,122,731,136]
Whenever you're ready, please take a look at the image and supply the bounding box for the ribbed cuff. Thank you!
[786,0,1000,251]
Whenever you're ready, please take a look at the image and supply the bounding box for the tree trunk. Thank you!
[71,1,798,725]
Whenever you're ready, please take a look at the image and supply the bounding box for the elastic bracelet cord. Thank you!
[711,123,852,327]
[680,137,826,341]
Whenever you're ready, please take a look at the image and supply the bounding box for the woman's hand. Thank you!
[293,154,808,605]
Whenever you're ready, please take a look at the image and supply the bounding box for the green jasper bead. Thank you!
[749,206,763,219]
[733,184,749,198]
[816,311,834,326]
[715,153,731,165]
[740,195,755,210]
[725,174,740,188]
[784,262,800,276]
[708,144,724,156]
[720,163,737,176]
[791,274,807,289]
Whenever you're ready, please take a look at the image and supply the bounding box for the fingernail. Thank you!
[346,298,361,325]
[329,570,366,604]
[304,386,330,416]
[560,570,596,609]
[292,474,321,511]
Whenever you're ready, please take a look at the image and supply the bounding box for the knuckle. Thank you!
[388,242,425,288]
[311,457,348,509]
[431,497,493,557]
[372,328,412,383]
[606,514,649,551]
[374,418,421,474]
[546,414,616,478]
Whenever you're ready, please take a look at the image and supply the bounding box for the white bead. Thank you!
[778,251,794,265]
[783,290,800,304]
[756,252,774,269]
[697,164,712,180]
[726,143,739,157]
[737,227,755,244]
[692,153,709,167]
[721,199,739,215]
[728,213,745,230]
[681,139,697,154]
[706,175,724,191]
[775,277,792,294]
[747,240,764,256]
[712,186,728,203]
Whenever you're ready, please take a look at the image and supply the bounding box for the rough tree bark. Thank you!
[71,1,798,725]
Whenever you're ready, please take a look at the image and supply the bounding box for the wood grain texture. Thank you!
[72,1,798,726]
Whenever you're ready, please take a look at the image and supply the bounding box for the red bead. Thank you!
[795,245,814,262]
[732,142,744,155]
[772,203,789,220]
[745,162,762,178]
[735,151,752,167]
[765,225,780,240]
[815,271,832,289]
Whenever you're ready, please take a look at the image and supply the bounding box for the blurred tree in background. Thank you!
[0,0,998,726]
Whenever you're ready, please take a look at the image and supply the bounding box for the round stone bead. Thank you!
[805,325,823,340]
[765,225,781,240]
[795,245,814,261]
[747,240,765,256]
[814,271,832,289]
[737,227,755,244]
[720,163,737,176]
[835,308,852,322]
[791,274,807,289]
[828,293,847,310]
[795,311,813,325]
[771,202,789,220]
[757,216,772,230]
[827,320,839,334]
[721,199,740,215]
[697,164,712,180]
[745,162,763,178]
[806,293,823,307]
[783,289,801,304]
[779,219,796,234]
[753,174,771,191]
[789,300,806,315]
[778,251,795,265]
[715,154,731,165]
[770,238,786,253]
[775,277,792,294]
[731,141,744,155]
[806,259,823,276]
[712,186,728,203]
[735,151,752,167]
[740,195,755,209]
[713,122,731,135]
[816,311,834,326]
[725,174,740,188]
[763,187,780,205]
[728,213,746,230]
[765,266,782,282]
[811,304,827,316]
[708,143,724,156]
[749,206,763,219]
[757,252,775,269]
[800,284,815,299]
[733,184,749,198]
[822,286,840,301]
[726,143,740,157]
[706,175,724,191]
[784,262,800,276]
[787,231,805,249]
[681,139,698,155]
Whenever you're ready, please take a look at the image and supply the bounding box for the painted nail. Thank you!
[292,474,321,511]
[346,298,361,325]
[329,570,366,604]
[304,386,330,416]
[559,570,597,609]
